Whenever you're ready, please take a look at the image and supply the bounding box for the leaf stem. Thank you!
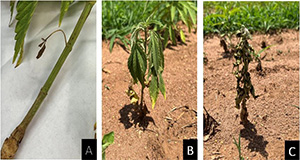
[1,2,95,159]
[44,29,68,45]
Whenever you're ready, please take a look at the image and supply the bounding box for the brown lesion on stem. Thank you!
[1,89,47,159]
[1,126,25,159]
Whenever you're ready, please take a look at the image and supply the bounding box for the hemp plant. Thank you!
[1,1,95,158]
[127,18,166,118]
[233,25,258,125]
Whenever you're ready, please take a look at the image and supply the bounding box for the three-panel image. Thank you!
[1,1,299,160]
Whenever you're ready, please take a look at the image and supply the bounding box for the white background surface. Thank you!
[1,1,96,159]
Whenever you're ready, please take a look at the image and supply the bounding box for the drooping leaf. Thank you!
[149,31,158,73]
[13,1,38,67]
[149,73,159,109]
[168,25,176,45]
[180,1,197,25]
[9,0,15,26]
[180,29,186,43]
[158,73,166,99]
[149,30,164,75]
[136,44,147,85]
[178,8,189,27]
[146,20,163,28]
[163,29,169,49]
[59,0,73,27]
[127,49,138,83]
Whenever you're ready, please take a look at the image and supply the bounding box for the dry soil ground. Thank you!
[204,30,299,160]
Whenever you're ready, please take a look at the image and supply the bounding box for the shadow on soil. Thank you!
[119,104,156,130]
[240,121,269,159]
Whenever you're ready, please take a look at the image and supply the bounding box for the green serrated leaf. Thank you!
[13,1,37,67]
[59,1,73,27]
[9,0,15,26]
[149,73,159,109]
[180,29,186,43]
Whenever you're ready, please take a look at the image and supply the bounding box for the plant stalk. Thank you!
[140,27,147,107]
[1,2,95,159]
[240,99,248,125]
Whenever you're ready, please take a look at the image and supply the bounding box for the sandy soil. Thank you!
[204,30,299,160]
[102,26,197,159]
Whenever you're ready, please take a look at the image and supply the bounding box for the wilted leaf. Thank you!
[127,49,137,83]
[36,44,46,59]
[158,73,166,99]
[149,73,159,109]
[13,1,38,67]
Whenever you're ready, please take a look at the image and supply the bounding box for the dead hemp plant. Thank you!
[233,25,259,125]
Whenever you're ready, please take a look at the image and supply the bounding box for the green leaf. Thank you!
[171,5,176,22]
[102,131,114,160]
[149,73,159,109]
[109,35,116,53]
[163,29,169,49]
[59,0,73,27]
[13,1,38,67]
[102,152,106,160]
[168,26,176,45]
[146,20,163,27]
[136,44,147,85]
[158,73,166,99]
[149,31,162,74]
[9,0,15,26]
[128,41,146,86]
[179,1,197,25]
[127,48,138,83]
[180,29,186,43]
[178,8,189,27]
[187,6,197,25]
